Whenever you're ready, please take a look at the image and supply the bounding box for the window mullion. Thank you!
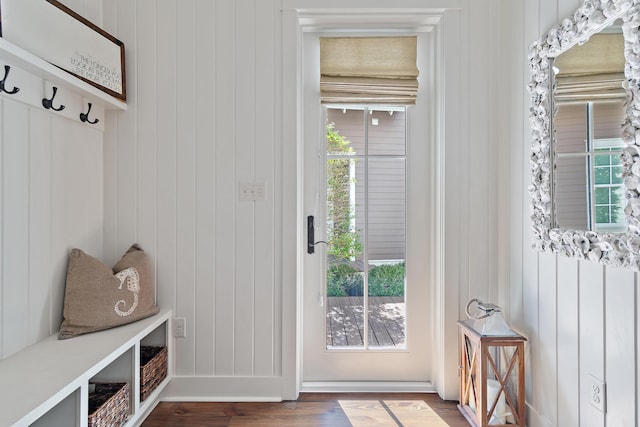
[363,107,370,350]
[587,102,595,230]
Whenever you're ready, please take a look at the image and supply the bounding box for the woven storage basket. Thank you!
[140,346,168,401]
[88,382,130,427]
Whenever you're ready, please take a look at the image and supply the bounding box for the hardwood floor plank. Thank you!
[382,400,455,427]
[142,393,469,427]
[337,400,399,426]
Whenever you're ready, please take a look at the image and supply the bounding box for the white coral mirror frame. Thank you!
[528,0,640,270]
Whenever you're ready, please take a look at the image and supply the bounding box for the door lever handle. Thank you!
[307,215,327,254]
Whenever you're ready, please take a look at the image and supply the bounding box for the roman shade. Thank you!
[320,36,419,104]
[554,33,625,104]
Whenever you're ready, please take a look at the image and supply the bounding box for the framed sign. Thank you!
[0,0,126,101]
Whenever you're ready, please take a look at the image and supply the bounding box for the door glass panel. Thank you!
[326,108,364,349]
[325,106,407,350]
[367,158,406,349]
[326,150,364,348]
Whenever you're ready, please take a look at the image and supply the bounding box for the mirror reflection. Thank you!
[552,23,626,232]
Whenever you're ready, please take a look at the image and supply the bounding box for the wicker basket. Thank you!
[140,346,168,401]
[88,382,130,427]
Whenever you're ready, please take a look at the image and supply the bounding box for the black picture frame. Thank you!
[0,0,126,101]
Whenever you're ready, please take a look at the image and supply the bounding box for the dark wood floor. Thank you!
[141,393,469,426]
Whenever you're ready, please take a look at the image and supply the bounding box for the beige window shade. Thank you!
[554,33,625,104]
[320,36,419,104]
[555,73,625,103]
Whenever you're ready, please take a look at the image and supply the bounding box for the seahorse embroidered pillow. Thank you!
[58,244,160,339]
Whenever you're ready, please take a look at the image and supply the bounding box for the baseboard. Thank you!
[525,401,556,427]
[159,377,436,402]
[160,376,283,402]
[131,396,162,427]
[300,381,436,393]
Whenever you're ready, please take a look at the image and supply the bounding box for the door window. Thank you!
[324,105,407,350]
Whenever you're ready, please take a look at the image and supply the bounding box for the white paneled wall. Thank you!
[102,0,281,398]
[0,80,104,359]
[0,0,118,361]
[508,0,640,426]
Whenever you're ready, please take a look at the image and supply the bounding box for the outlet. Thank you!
[588,375,606,413]
[239,182,267,201]
[174,317,186,338]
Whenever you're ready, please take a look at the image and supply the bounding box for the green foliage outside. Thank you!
[326,123,362,262]
[327,262,405,297]
[327,264,363,297]
[368,263,405,297]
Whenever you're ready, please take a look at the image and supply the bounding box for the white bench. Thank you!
[0,308,172,426]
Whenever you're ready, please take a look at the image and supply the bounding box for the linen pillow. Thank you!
[58,244,160,339]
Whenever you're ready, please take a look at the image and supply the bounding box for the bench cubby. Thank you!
[0,308,171,426]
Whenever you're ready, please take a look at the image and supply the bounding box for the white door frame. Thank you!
[280,4,464,401]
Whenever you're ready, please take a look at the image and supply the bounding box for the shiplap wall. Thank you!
[0,0,105,360]
[508,0,639,426]
[101,0,283,399]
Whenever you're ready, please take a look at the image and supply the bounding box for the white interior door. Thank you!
[301,32,432,386]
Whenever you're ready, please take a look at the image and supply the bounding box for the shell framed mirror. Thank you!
[528,0,640,269]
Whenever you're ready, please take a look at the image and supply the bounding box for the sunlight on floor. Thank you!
[338,400,454,427]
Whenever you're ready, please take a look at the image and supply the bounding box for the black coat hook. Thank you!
[42,86,65,111]
[0,65,20,95]
[79,102,99,124]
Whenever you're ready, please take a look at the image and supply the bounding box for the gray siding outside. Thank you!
[326,108,406,264]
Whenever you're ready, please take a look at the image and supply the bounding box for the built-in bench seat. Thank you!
[0,308,171,426]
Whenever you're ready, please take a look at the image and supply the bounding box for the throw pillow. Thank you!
[58,244,160,339]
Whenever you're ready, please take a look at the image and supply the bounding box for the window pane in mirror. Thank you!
[596,206,611,223]
[554,155,589,230]
[595,187,609,204]
[553,99,626,231]
[592,101,626,232]
[592,101,625,140]
[594,164,611,185]
[554,103,587,154]
[594,154,610,167]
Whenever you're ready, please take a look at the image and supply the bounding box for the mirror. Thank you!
[553,26,626,232]
[528,0,640,269]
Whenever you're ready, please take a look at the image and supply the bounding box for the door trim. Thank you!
[281,5,462,401]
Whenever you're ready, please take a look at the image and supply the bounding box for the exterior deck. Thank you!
[326,296,405,348]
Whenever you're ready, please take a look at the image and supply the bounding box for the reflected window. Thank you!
[554,101,625,232]
[593,138,625,231]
